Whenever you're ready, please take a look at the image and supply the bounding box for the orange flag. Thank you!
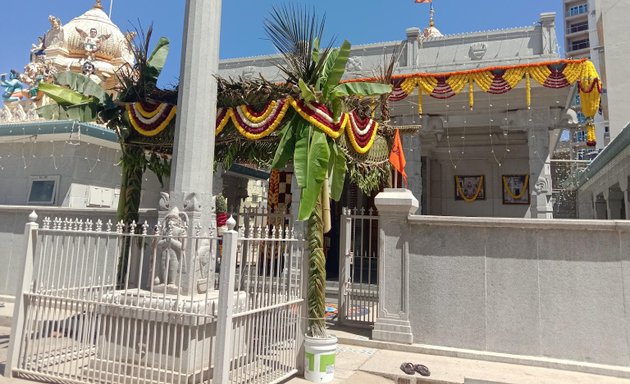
[415,0,432,3]
[389,129,407,187]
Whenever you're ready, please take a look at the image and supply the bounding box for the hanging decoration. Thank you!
[126,58,601,152]
[126,102,177,137]
[290,98,348,139]
[502,175,530,205]
[455,175,485,202]
[232,98,291,140]
[346,110,379,154]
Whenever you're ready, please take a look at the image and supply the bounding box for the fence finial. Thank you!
[226,215,236,230]
[28,210,38,223]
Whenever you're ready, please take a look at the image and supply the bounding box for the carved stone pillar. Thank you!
[527,122,553,218]
[372,189,418,344]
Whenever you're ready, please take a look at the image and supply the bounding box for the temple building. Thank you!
[221,11,577,219]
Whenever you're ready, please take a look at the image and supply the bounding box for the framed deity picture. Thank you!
[454,175,485,202]
[502,175,530,205]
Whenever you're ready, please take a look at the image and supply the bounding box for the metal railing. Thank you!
[5,211,305,384]
[337,207,379,328]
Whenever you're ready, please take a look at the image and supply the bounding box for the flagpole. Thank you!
[109,0,114,18]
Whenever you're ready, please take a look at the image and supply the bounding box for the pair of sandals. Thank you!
[400,362,430,377]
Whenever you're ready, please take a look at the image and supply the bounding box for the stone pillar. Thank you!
[372,189,418,344]
[527,122,553,218]
[405,28,420,68]
[539,12,558,55]
[620,177,629,220]
[169,0,223,231]
[405,129,423,209]
[158,0,222,296]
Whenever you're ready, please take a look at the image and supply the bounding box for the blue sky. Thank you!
[0,1,563,88]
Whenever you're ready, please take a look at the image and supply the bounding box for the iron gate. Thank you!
[337,207,379,327]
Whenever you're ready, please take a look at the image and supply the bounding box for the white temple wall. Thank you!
[401,215,630,366]
[426,149,530,218]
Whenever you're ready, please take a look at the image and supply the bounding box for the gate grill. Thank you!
[7,212,305,384]
[338,207,379,327]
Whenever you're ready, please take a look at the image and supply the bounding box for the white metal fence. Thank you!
[5,211,305,384]
[337,207,379,327]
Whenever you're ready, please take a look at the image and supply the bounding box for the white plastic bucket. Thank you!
[304,335,337,383]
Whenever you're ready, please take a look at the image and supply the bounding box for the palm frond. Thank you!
[264,5,334,85]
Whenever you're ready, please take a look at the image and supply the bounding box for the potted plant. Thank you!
[264,6,391,382]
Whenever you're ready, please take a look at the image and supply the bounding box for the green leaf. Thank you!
[55,72,108,103]
[329,144,347,201]
[312,37,320,65]
[38,82,90,106]
[298,129,330,220]
[317,48,338,92]
[298,78,317,103]
[331,98,343,122]
[323,40,351,98]
[146,37,170,83]
[271,118,297,169]
[331,82,392,98]
[37,104,69,120]
[293,122,310,188]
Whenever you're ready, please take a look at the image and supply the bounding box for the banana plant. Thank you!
[266,6,391,338]
[37,34,171,225]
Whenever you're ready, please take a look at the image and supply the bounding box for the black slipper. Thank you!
[414,364,430,377]
[400,362,415,375]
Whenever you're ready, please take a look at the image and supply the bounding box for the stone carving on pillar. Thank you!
[533,175,553,218]
[183,192,202,212]
[159,192,170,211]
[153,207,189,295]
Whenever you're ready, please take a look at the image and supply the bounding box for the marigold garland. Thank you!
[126,102,177,137]
[290,98,348,139]
[456,175,484,203]
[215,107,232,136]
[502,175,529,200]
[346,110,379,154]
[231,98,290,140]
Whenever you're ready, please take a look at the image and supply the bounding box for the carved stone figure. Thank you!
[75,26,111,61]
[154,208,188,290]
[45,15,64,49]
[1,70,24,102]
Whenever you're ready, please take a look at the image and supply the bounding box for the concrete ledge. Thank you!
[408,215,630,232]
[333,332,630,380]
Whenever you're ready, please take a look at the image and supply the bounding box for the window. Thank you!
[571,38,590,51]
[568,4,588,16]
[568,21,589,34]
[27,175,59,205]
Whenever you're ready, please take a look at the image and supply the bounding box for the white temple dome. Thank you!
[62,4,133,63]
[423,21,443,39]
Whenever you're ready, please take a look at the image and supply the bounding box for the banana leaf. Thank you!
[298,129,330,220]
[323,40,351,99]
[331,82,392,98]
[55,72,108,102]
[38,82,90,106]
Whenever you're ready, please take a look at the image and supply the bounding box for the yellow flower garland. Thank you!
[456,175,484,203]
[126,103,177,137]
[502,175,529,200]
[290,98,348,139]
[232,99,291,140]
[215,108,233,136]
